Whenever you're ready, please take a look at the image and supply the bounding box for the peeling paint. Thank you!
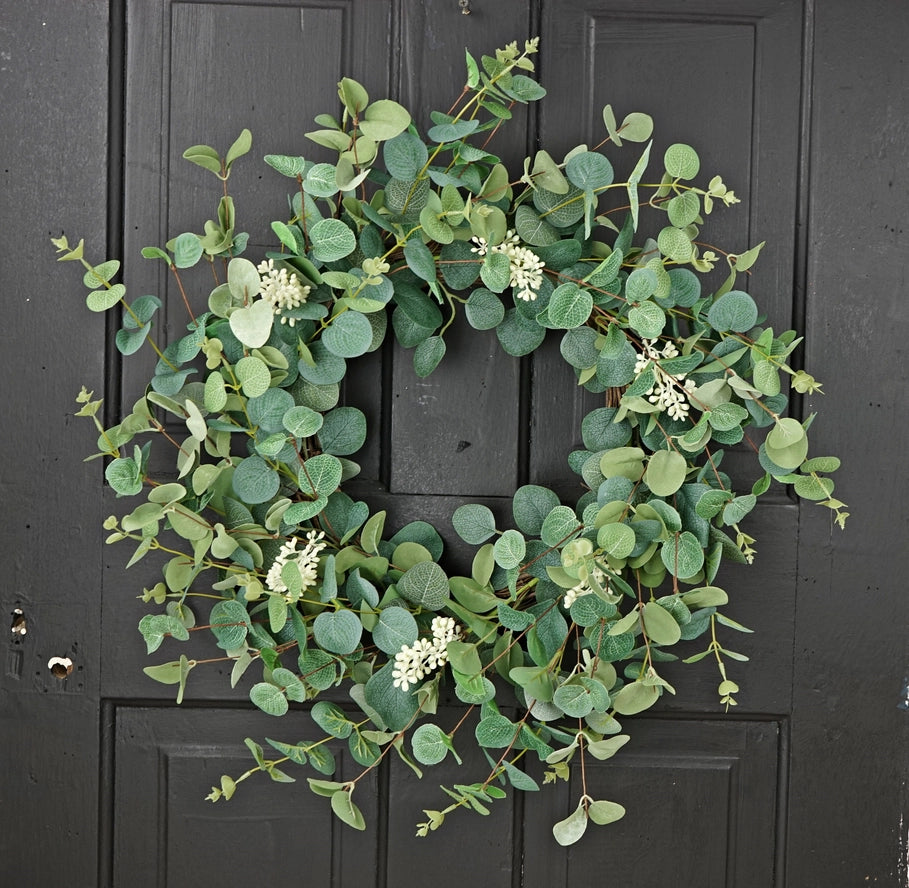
[47,655,73,679]
[9,608,26,638]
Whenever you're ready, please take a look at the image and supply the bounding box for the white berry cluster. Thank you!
[634,338,698,421]
[257,258,311,325]
[471,230,545,301]
[392,616,461,692]
[265,530,326,599]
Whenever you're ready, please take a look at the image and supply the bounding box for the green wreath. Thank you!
[55,39,846,845]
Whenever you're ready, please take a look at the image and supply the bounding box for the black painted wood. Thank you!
[0,1,109,884]
[3,1,908,885]
[789,2,909,884]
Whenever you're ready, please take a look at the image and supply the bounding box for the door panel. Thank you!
[113,706,379,887]
[523,718,782,887]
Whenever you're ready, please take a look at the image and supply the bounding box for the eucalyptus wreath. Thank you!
[54,39,846,845]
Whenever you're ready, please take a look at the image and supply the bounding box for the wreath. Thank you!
[54,39,846,845]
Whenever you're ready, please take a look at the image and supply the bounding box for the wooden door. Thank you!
[3,1,907,885]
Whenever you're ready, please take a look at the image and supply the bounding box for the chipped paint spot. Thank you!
[10,608,26,638]
[47,655,73,679]
[899,676,909,711]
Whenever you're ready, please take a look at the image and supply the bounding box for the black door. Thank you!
[3,1,906,885]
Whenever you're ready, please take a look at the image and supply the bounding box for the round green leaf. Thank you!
[549,283,593,329]
[403,237,437,283]
[364,661,419,731]
[298,648,337,691]
[708,402,749,432]
[753,360,781,396]
[397,561,450,611]
[229,300,274,351]
[248,388,294,434]
[265,154,306,177]
[600,447,646,481]
[642,601,682,645]
[310,218,357,263]
[560,326,599,370]
[391,541,433,570]
[319,406,367,456]
[480,251,512,293]
[359,98,411,142]
[801,456,841,473]
[235,356,273,399]
[660,531,705,580]
[569,594,617,627]
[541,505,580,548]
[581,408,631,451]
[475,713,517,748]
[664,143,700,180]
[765,417,809,469]
[373,607,419,655]
[494,529,526,570]
[515,204,561,247]
[707,290,759,333]
[232,455,280,504]
[667,191,701,227]
[513,485,561,536]
[313,609,363,655]
[496,309,546,357]
[283,405,323,438]
[322,311,374,358]
[204,371,228,412]
[227,257,262,301]
[596,340,638,387]
[384,132,428,180]
[465,288,505,330]
[250,682,289,716]
[105,457,142,496]
[566,150,614,190]
[300,453,343,497]
[413,336,446,377]
[722,493,757,525]
[173,232,203,269]
[793,474,835,501]
[452,503,497,544]
[115,321,151,355]
[272,667,306,702]
[644,450,687,497]
[612,680,660,715]
[304,163,340,198]
[86,282,126,313]
[588,799,626,826]
[411,723,450,765]
[283,496,328,524]
[657,226,694,262]
[596,522,636,559]
[628,300,667,338]
[209,600,250,650]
